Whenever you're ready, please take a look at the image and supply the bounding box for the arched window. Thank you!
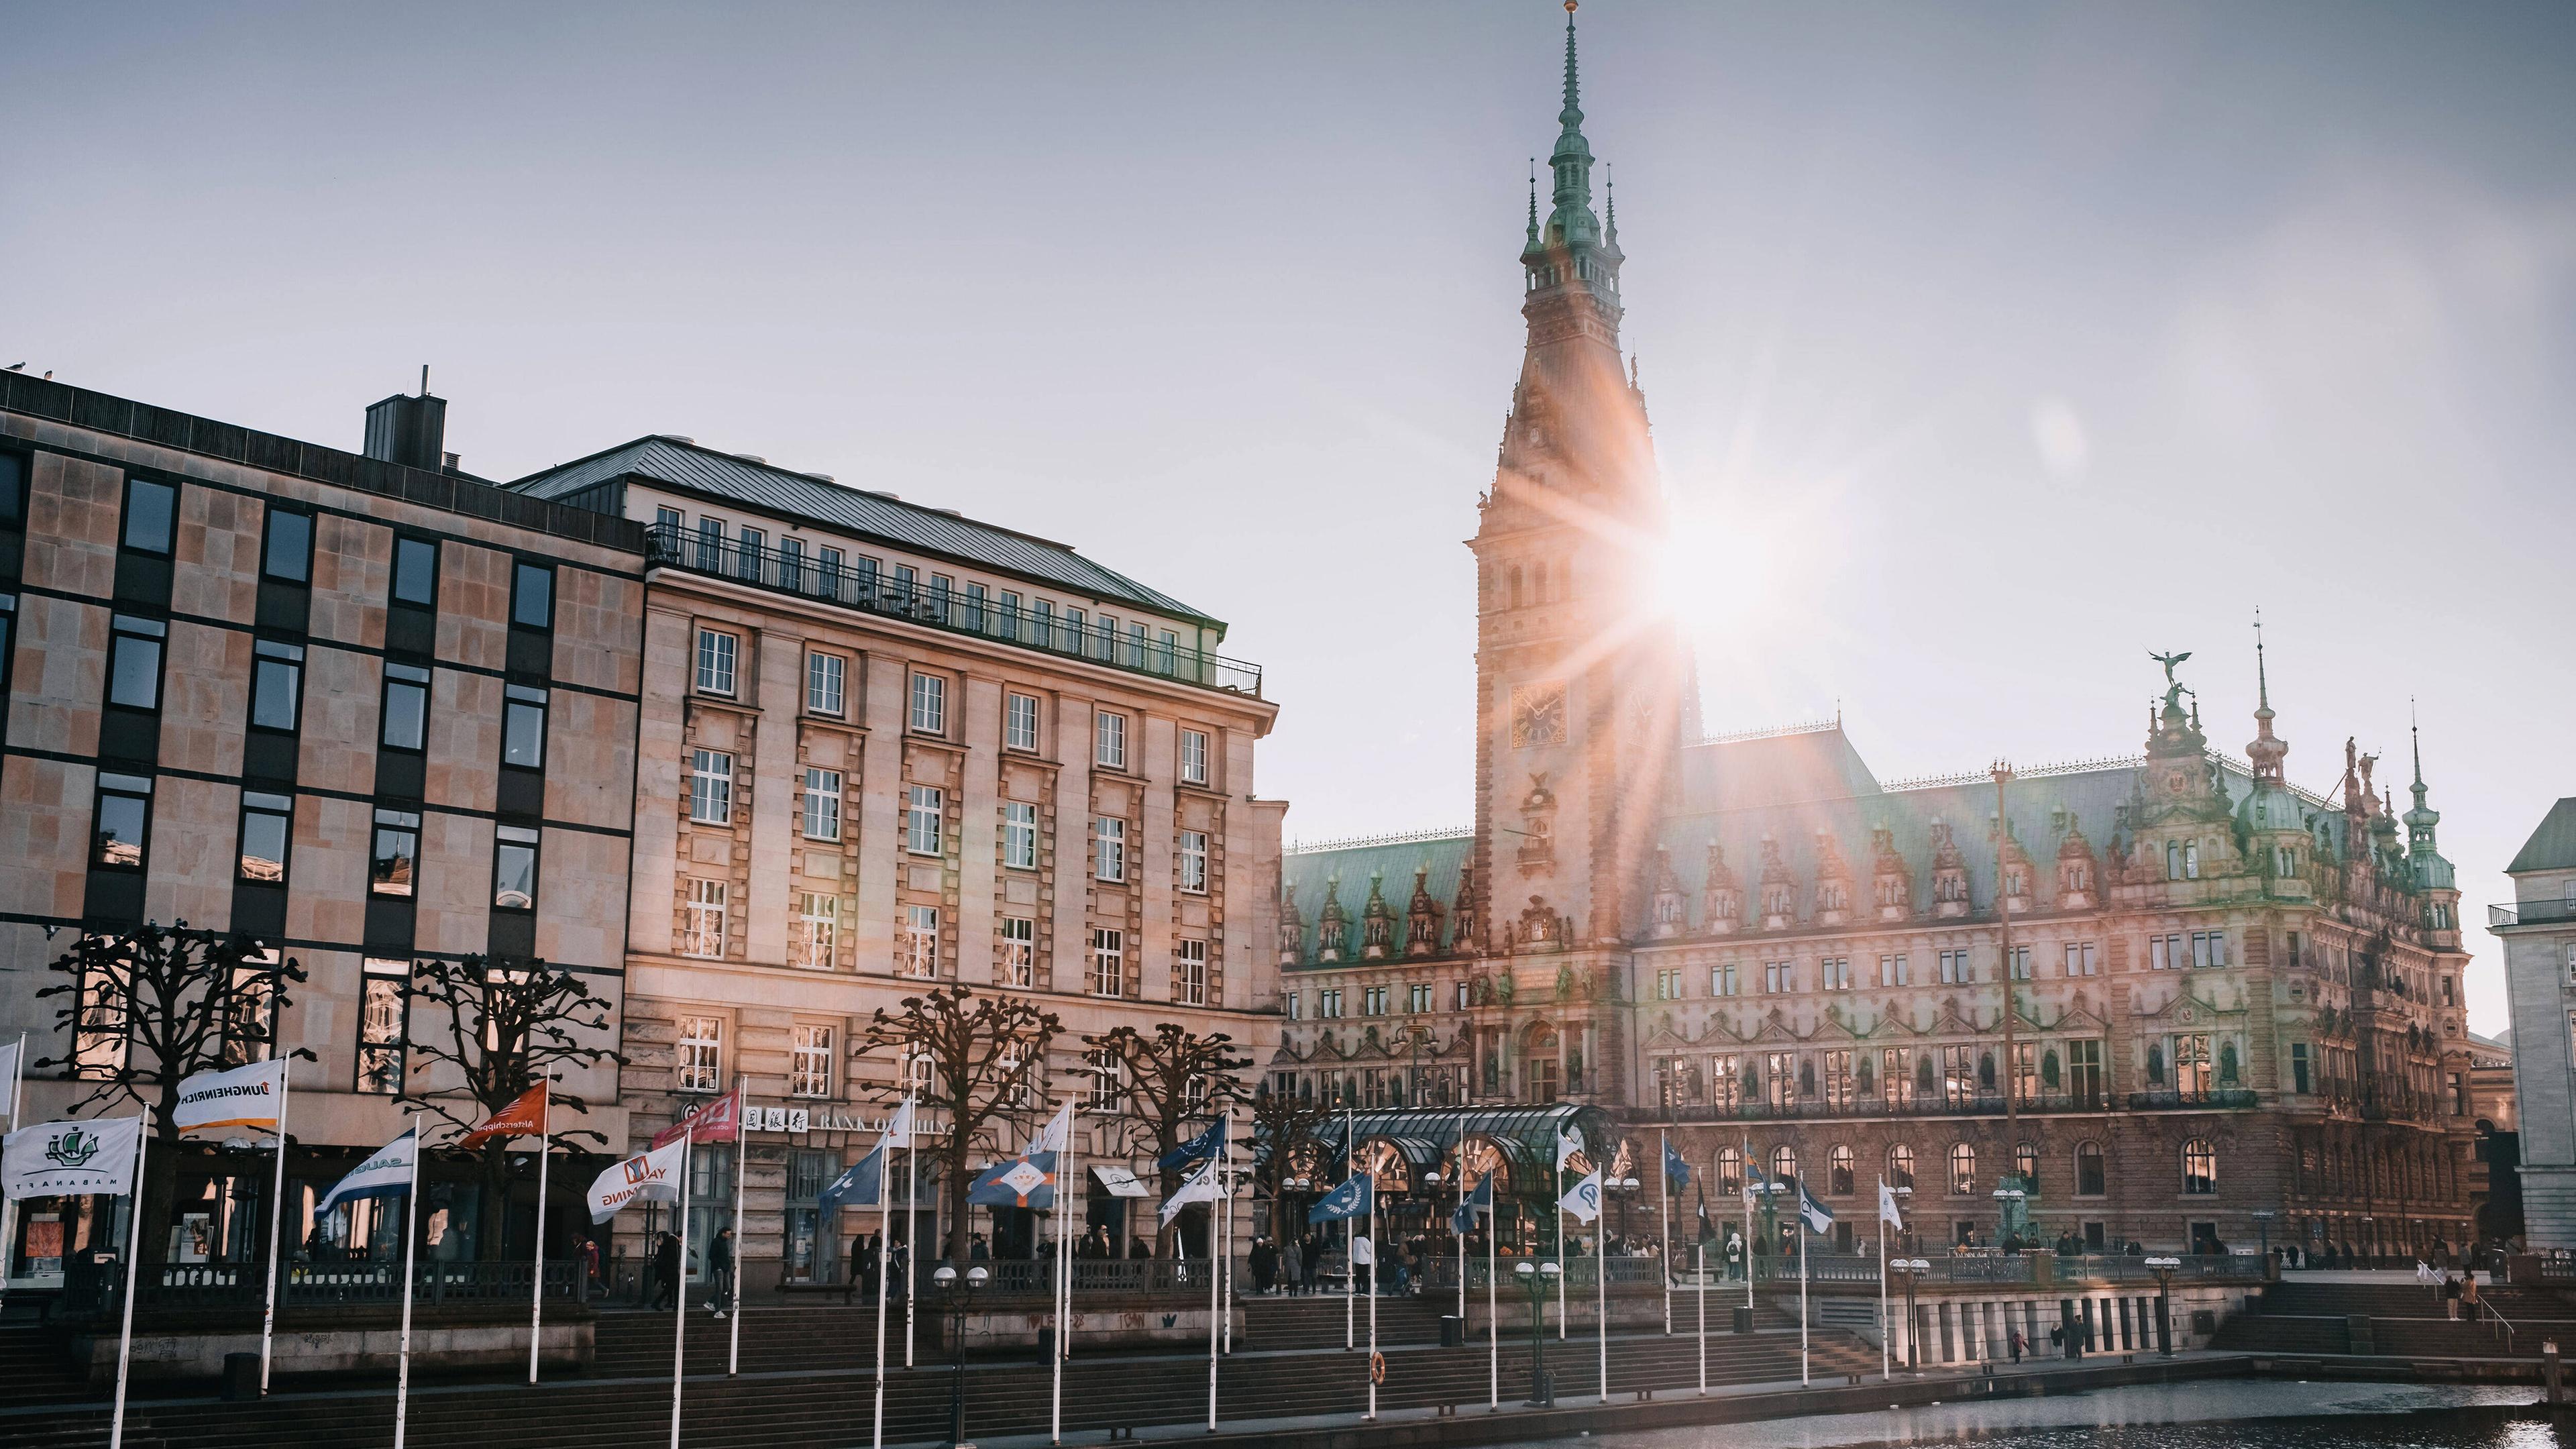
[1948,1142,1976,1195]
[2040,1048,2061,1089]
[2166,841,2180,879]
[2217,1039,2240,1086]
[1828,1144,1854,1195]
[1716,1146,1743,1197]
[1508,566,1523,609]
[2075,1140,2106,1196]
[2182,1138,2218,1195]
[2183,841,2200,879]
[1886,1143,1915,1191]
[1770,1144,1798,1187]
[2014,1142,2039,1188]
[2145,1042,2166,1085]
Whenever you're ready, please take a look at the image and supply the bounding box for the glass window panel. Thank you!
[392,537,439,606]
[262,511,313,583]
[123,480,175,554]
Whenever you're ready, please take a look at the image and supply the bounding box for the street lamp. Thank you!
[1890,1258,1930,1368]
[1892,1184,1915,1257]
[1513,1259,1562,1406]
[1992,1186,2027,1250]
[2143,1256,2180,1356]
[932,1263,989,1446]
[1757,1179,1793,1273]
[2249,1210,2277,1275]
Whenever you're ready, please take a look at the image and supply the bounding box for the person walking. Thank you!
[2443,1271,2463,1320]
[844,1234,867,1305]
[2009,1329,2025,1364]
[581,1236,602,1301]
[1301,1232,1324,1295]
[2463,1270,2481,1320]
[1351,1229,1375,1297]
[708,1227,736,1317]
[651,1230,683,1311]
[1249,1237,1278,1295]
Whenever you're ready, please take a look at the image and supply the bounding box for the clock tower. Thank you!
[1468,3,1690,961]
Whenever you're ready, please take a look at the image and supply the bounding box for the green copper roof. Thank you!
[2507,798,2576,874]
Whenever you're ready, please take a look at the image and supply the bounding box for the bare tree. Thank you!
[861,985,1061,1261]
[1076,1022,1252,1256]
[1248,1079,1334,1242]
[32,924,311,1265]
[397,954,625,1261]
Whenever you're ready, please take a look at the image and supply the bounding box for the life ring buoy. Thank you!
[1369,1351,1387,1385]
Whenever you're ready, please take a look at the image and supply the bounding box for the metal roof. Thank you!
[508,435,1222,629]
[2507,798,2576,875]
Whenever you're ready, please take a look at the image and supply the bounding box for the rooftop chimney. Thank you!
[364,365,449,472]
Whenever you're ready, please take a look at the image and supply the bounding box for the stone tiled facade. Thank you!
[504,454,1282,1284]
[1272,16,2479,1268]
[0,372,643,1282]
[2496,800,2576,1248]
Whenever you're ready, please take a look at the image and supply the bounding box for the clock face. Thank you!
[1511,682,1566,749]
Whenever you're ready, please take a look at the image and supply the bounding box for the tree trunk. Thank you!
[945,1136,973,1263]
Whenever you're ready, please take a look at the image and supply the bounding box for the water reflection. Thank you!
[1599,1382,2561,1449]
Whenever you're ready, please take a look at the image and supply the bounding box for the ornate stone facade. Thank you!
[1272,11,2479,1263]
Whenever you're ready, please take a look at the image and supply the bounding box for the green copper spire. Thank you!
[1546,0,1601,250]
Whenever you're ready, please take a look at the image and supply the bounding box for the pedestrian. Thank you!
[1250,1237,1278,1294]
[1301,1232,1324,1294]
[1352,1230,1375,1296]
[582,1236,603,1300]
[890,1237,910,1301]
[2009,1329,2025,1364]
[970,1232,991,1262]
[651,1230,682,1311]
[707,1227,736,1317]
[844,1234,867,1305]
[2444,1271,2463,1320]
[2464,1271,2481,1317]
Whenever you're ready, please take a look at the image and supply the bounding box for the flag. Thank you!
[1560,1169,1603,1224]
[877,1099,917,1148]
[820,1144,885,1213]
[1452,1175,1491,1237]
[1742,1160,1768,1209]
[1158,1116,1226,1173]
[1695,1183,1715,1244]
[3,1115,144,1201]
[0,1038,19,1102]
[1878,1178,1904,1228]
[458,1081,548,1149]
[1663,1140,1691,1189]
[172,1060,287,1138]
[969,1152,1057,1210]
[649,1081,743,1150]
[1799,1182,1835,1236]
[1307,1172,1373,1224]
[585,1135,687,1222]
[317,1127,418,1218]
[1158,1153,1224,1227]
[1025,1101,1073,1156]
[1556,1127,1586,1171]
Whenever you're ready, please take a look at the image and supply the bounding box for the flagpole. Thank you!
[1878,1181,1889,1382]
[258,1063,291,1393]
[396,1115,421,1449]
[1364,1161,1377,1423]
[530,1077,552,1386]
[1798,1200,1810,1388]
[1206,1152,1221,1433]
[1053,1101,1075,1446]
[670,1118,692,1449]
[1594,1195,1606,1403]
[1695,1238,1706,1396]
[728,1077,745,1377]
[1220,1103,1233,1357]
[873,1100,903,1449]
[1485,1193,1497,1411]
[108,1118,148,1449]
[1659,1130,1672,1336]
[0,1033,25,1323]
[904,1098,917,1369]
[1342,1106,1354,1352]
[1740,1135,1754,1311]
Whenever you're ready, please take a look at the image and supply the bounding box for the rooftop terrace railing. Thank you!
[2493,899,2576,928]
[646,521,1263,698]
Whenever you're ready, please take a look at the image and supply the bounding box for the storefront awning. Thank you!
[1091,1165,1150,1199]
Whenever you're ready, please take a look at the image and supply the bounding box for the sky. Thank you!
[5,2,2572,1034]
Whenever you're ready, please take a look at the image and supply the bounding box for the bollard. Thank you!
[2545,1340,2563,1407]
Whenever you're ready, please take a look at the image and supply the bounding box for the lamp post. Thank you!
[1757,1179,1792,1274]
[1892,1184,1915,1257]
[2144,1256,2180,1356]
[2250,1210,2276,1275]
[1513,1260,1561,1407]
[1890,1258,1929,1369]
[932,1263,988,1446]
[1991,1186,2027,1250]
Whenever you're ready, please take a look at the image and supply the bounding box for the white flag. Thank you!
[1026,1101,1073,1156]
[317,1127,418,1218]
[174,1060,288,1138]
[3,1116,144,1201]
[1556,1128,1586,1171]
[881,1098,916,1150]
[1879,1178,1904,1228]
[0,1038,21,1113]
[586,1136,688,1222]
[1158,1154,1225,1227]
[1560,1169,1603,1224]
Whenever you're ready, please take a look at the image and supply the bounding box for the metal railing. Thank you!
[68,1257,586,1316]
[2125,1088,2259,1111]
[2480,1293,2516,1350]
[647,523,1262,697]
[2493,899,2576,928]
[1648,1091,2121,1123]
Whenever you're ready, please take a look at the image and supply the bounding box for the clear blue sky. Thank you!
[7,2,2571,1032]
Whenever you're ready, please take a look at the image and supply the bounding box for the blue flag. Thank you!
[820,1144,884,1213]
[1450,1175,1491,1238]
[1158,1117,1226,1173]
[1664,1142,1691,1189]
[967,1151,1058,1210]
[1799,1182,1835,1235]
[1307,1172,1373,1224]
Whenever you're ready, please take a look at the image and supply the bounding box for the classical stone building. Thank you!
[0,370,644,1285]
[511,437,1281,1284]
[2494,798,2576,1248]
[1273,11,2478,1265]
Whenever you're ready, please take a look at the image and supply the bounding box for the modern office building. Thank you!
[2495,798,2576,1248]
[0,371,644,1287]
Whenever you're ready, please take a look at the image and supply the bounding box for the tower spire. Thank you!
[2245,610,2288,785]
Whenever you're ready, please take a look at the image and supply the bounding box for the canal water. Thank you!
[1595,1382,2565,1449]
